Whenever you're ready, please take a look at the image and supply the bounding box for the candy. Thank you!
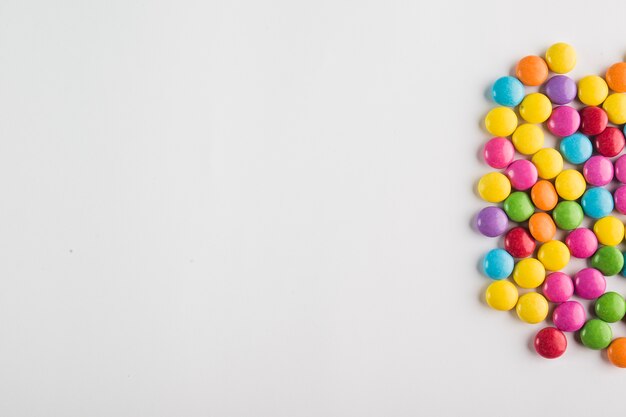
[595,292,626,322]
[505,160,538,190]
[537,240,569,271]
[483,137,514,169]
[485,280,518,311]
[503,191,534,222]
[614,155,626,182]
[591,246,624,276]
[594,126,625,157]
[573,268,605,299]
[478,172,511,203]
[608,338,626,368]
[545,43,576,74]
[583,155,614,186]
[593,216,624,246]
[485,107,518,137]
[531,148,563,180]
[476,206,508,237]
[528,213,556,243]
[511,124,543,155]
[542,272,573,302]
[545,75,576,104]
[530,180,558,211]
[483,248,514,279]
[565,228,598,258]
[552,300,585,332]
[516,292,549,324]
[581,187,614,219]
[578,106,607,135]
[504,227,536,258]
[606,62,626,92]
[602,93,626,124]
[614,185,626,214]
[516,56,548,86]
[580,319,612,350]
[554,169,585,200]
[577,76,609,106]
[546,106,580,137]
[560,133,593,164]
[519,93,552,123]
[491,76,525,107]
[513,258,545,288]
[552,201,583,230]
[534,327,567,359]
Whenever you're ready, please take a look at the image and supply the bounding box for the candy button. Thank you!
[595,292,626,322]
[519,93,552,123]
[602,93,626,124]
[565,228,598,258]
[545,43,576,74]
[491,76,525,107]
[554,169,585,200]
[528,212,556,243]
[594,126,625,157]
[593,216,624,246]
[476,206,508,237]
[614,155,626,183]
[534,327,567,359]
[503,191,534,222]
[579,106,608,136]
[530,180,558,211]
[580,319,612,350]
[577,76,609,106]
[537,240,570,271]
[581,187,614,219]
[560,133,593,164]
[511,124,543,155]
[504,227,536,258]
[552,201,583,230]
[515,56,548,86]
[552,300,585,332]
[484,107,518,137]
[483,137,514,169]
[606,62,626,92]
[485,280,518,311]
[483,248,514,279]
[505,160,538,190]
[545,75,576,104]
[591,246,624,276]
[542,272,573,302]
[607,338,626,368]
[573,268,605,299]
[546,106,580,137]
[478,172,511,203]
[582,155,614,186]
[531,148,563,180]
[513,258,545,288]
[614,185,626,214]
[516,292,549,324]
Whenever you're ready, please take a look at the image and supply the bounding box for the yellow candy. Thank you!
[512,124,544,155]
[531,148,563,179]
[516,292,549,324]
[485,280,518,311]
[545,43,576,74]
[537,240,570,271]
[519,93,552,123]
[554,169,585,200]
[578,75,609,106]
[485,107,518,137]
[478,172,511,203]
[513,258,546,289]
[593,216,624,246]
[603,93,626,124]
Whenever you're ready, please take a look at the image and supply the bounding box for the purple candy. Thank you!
[545,75,577,105]
[553,301,586,332]
[614,185,626,214]
[574,268,606,299]
[476,206,508,237]
[615,155,626,183]
[546,106,580,137]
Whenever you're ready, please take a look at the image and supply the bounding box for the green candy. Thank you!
[580,319,612,350]
[591,246,624,276]
[552,201,583,230]
[503,192,534,222]
[595,292,626,323]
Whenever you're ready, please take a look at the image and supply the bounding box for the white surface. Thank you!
[2,0,626,416]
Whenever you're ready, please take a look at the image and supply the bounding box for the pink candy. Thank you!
[583,155,614,186]
[615,185,626,214]
[615,155,626,183]
[483,137,514,169]
[574,268,606,300]
[505,159,538,190]
[542,272,574,303]
[546,106,580,137]
[553,300,586,332]
[565,228,598,258]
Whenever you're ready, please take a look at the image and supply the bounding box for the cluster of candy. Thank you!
[477,43,626,366]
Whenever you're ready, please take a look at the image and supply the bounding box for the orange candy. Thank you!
[607,337,626,367]
[516,56,549,86]
[531,180,558,211]
[606,63,626,93]
[528,213,556,243]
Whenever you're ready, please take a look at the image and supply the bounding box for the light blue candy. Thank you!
[581,187,614,219]
[560,133,593,164]
[491,76,525,107]
[483,248,514,280]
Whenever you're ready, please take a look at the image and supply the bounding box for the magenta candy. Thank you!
[615,185,626,214]
[542,272,574,303]
[574,268,606,300]
[505,159,538,191]
[546,106,580,137]
[484,137,514,169]
[615,155,626,183]
[565,228,598,258]
[553,301,586,332]
[583,155,614,186]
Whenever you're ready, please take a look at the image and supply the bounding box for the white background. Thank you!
[2,0,626,416]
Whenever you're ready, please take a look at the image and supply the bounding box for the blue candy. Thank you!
[560,133,593,164]
[483,248,514,279]
[581,187,614,219]
[491,76,525,107]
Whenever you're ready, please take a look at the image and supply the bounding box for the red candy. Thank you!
[504,227,536,258]
[579,106,608,136]
[595,127,625,157]
[534,327,567,359]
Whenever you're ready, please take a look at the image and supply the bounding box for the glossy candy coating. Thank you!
[485,107,518,137]
[565,228,598,258]
[581,187,614,219]
[554,169,586,201]
[542,272,573,302]
[491,76,525,107]
[614,155,626,183]
[483,248,514,279]
[593,216,624,246]
[580,319,612,350]
[531,148,563,180]
[534,327,567,359]
[513,258,545,289]
[595,292,626,322]
[483,137,515,169]
[485,280,518,311]
[512,124,543,155]
[545,43,576,74]
[516,292,549,324]
[591,246,624,276]
[537,240,570,271]
[476,206,508,237]
[478,172,511,203]
[608,338,626,368]
[519,93,552,123]
[528,213,556,243]
[594,126,625,157]
[546,106,580,137]
[606,62,626,92]
[577,76,608,106]
[603,93,626,124]
[545,75,576,104]
[573,268,606,299]
[530,180,558,211]
[552,300,585,332]
[579,106,607,136]
[552,201,583,230]
[583,156,614,186]
[560,133,593,164]
[516,56,549,86]
[504,227,536,258]
[614,185,626,214]
[505,160,538,190]
[503,192,534,222]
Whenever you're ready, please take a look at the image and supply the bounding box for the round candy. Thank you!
[554,169,586,200]
[591,246,624,276]
[530,180,558,211]
[614,155,626,183]
[594,126,625,157]
[606,62,626,92]
[573,268,606,299]
[512,124,543,155]
[581,187,614,219]
[519,93,552,123]
[546,106,580,137]
[537,240,570,271]
[583,155,614,186]
[503,192,534,222]
[545,75,576,104]
[516,56,548,86]
[483,137,515,169]
[560,133,593,164]
[505,160,538,191]
[580,319,612,350]
[614,185,626,214]
[552,300,585,332]
[565,228,598,258]
[476,206,508,237]
[593,216,624,246]
[542,272,573,302]
[529,212,556,243]
[578,76,609,106]
[485,280,518,311]
[534,327,567,359]
[552,201,583,230]
[545,43,576,74]
[504,227,536,258]
[513,258,545,289]
[483,248,514,279]
[595,292,626,322]
[602,93,626,124]
[516,292,549,324]
[485,107,518,137]
[608,338,626,368]
[531,148,563,180]
[491,76,525,107]
[478,172,511,203]
[579,106,608,136]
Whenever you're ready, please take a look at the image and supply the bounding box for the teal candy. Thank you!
[560,133,593,164]
[483,248,514,280]
[581,187,614,219]
[492,76,525,107]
